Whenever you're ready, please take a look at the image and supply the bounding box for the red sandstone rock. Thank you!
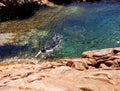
[93,48,114,57]
[0,63,120,91]
[82,48,120,58]
[105,61,114,67]
[81,47,120,68]
[82,50,95,58]
[0,48,120,90]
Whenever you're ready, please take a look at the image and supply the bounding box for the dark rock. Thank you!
[0,0,41,21]
[116,0,120,1]
[0,0,103,21]
[66,61,75,67]
[49,0,72,5]
[48,0,101,5]
[105,61,114,67]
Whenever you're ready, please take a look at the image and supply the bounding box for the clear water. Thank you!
[53,2,120,58]
[0,2,120,59]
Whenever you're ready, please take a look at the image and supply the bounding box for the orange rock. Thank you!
[82,50,95,58]
[99,63,111,69]
[93,48,114,57]
[66,61,75,67]
[1,48,120,90]
[0,63,120,91]
[105,61,114,67]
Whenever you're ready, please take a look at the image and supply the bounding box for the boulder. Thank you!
[82,47,120,68]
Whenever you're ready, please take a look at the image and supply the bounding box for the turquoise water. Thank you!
[0,2,120,59]
[47,2,120,58]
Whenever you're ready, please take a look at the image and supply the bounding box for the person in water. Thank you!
[35,34,62,57]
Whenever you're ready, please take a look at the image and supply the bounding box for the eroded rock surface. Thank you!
[0,61,120,91]
[0,48,120,91]
[82,47,120,69]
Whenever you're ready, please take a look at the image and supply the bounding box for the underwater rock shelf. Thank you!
[0,47,120,91]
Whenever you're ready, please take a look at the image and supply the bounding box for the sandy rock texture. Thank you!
[0,61,120,91]
[0,47,120,91]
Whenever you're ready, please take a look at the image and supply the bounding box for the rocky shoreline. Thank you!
[1,0,119,21]
[0,47,120,91]
[0,0,120,90]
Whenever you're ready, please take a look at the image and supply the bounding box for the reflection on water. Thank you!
[0,2,120,59]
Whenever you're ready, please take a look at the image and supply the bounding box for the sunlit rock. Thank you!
[0,55,120,91]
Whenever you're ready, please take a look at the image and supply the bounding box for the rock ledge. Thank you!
[0,47,120,91]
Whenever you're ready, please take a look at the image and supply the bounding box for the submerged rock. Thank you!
[0,33,15,46]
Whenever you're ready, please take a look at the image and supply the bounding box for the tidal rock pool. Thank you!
[0,1,120,59]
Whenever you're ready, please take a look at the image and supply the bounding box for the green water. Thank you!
[0,2,120,59]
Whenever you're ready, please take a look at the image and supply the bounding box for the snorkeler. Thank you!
[35,34,62,57]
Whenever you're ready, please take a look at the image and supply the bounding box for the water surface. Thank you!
[0,2,120,59]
